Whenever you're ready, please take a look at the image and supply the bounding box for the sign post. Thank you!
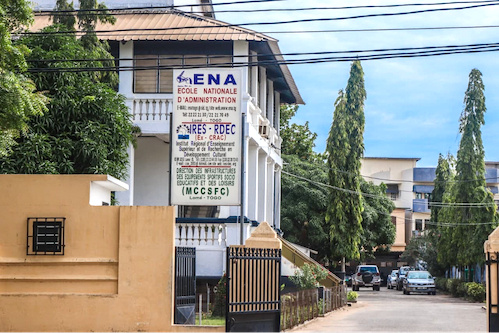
[171,68,242,207]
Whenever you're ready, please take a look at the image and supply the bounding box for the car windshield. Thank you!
[407,272,431,279]
[359,267,377,273]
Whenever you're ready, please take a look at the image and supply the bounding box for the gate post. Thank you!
[485,228,499,332]
[226,222,282,332]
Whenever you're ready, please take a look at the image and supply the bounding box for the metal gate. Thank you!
[175,247,196,325]
[226,246,281,332]
[487,252,499,332]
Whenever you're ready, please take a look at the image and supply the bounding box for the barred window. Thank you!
[27,217,65,255]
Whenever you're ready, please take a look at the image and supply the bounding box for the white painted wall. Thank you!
[134,137,170,206]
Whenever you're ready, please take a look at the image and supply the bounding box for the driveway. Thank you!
[288,287,486,332]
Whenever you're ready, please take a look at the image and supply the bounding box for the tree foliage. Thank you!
[359,180,396,259]
[0,1,135,179]
[280,105,319,161]
[325,60,366,262]
[281,154,331,263]
[0,0,48,155]
[437,69,498,267]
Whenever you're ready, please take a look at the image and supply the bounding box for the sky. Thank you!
[212,0,499,167]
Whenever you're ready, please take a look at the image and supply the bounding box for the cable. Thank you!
[34,0,285,14]
[24,42,499,63]
[22,45,499,72]
[26,2,499,35]
[281,170,498,227]
[33,0,499,15]
[281,170,497,208]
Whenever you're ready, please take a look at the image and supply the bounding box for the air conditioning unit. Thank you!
[259,124,269,138]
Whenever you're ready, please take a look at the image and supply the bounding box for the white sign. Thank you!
[171,68,242,206]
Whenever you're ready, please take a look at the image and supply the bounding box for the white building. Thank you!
[33,0,304,282]
[361,157,499,256]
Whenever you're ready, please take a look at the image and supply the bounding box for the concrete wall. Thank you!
[0,175,222,332]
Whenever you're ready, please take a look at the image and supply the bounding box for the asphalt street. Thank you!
[288,286,486,332]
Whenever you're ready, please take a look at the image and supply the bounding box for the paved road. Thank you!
[289,286,486,332]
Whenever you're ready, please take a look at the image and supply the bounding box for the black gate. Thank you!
[487,252,499,332]
[175,247,196,325]
[226,246,281,332]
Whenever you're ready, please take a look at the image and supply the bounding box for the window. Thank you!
[179,206,219,218]
[415,219,423,231]
[416,192,432,200]
[27,217,65,255]
[386,184,399,201]
[134,55,233,94]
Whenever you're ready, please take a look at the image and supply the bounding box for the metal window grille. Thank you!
[27,217,65,255]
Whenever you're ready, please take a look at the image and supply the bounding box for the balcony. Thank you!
[413,168,436,183]
[128,96,171,135]
[413,199,430,213]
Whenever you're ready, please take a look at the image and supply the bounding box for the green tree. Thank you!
[438,69,498,268]
[281,154,330,263]
[0,1,135,178]
[325,60,366,267]
[359,180,396,259]
[0,0,48,155]
[280,105,318,161]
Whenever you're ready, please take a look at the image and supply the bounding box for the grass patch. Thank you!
[196,314,225,326]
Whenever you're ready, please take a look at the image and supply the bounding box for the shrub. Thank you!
[290,263,329,290]
[212,273,227,316]
[347,291,358,302]
[466,282,486,302]
[447,279,463,297]
[435,277,448,291]
[456,281,468,297]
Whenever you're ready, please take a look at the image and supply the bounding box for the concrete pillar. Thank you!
[245,221,282,250]
[485,227,499,331]
[266,161,275,228]
[248,143,260,221]
[258,152,268,222]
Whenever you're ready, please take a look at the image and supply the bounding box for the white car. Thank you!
[387,269,399,289]
[403,270,436,295]
[352,265,381,291]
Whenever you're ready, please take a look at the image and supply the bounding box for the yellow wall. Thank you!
[0,175,222,332]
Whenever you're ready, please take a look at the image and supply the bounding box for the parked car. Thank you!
[396,266,414,291]
[345,274,352,287]
[352,265,381,291]
[386,269,399,289]
[402,270,436,295]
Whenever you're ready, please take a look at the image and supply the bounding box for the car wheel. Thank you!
[432,291,436,295]
[406,291,410,295]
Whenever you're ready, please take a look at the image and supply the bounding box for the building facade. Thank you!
[32,0,303,282]
[360,157,499,271]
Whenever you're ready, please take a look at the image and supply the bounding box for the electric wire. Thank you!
[26,2,499,36]
[32,0,499,15]
[281,170,497,208]
[281,170,498,227]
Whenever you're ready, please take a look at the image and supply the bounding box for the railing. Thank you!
[131,98,170,122]
[281,285,347,330]
[175,223,227,247]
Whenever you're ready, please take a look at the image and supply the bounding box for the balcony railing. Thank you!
[175,223,227,248]
[132,98,171,122]
[413,199,430,213]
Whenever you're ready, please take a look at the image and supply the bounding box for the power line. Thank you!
[282,170,498,227]
[27,2,499,36]
[33,0,499,15]
[281,170,497,208]
[22,44,499,72]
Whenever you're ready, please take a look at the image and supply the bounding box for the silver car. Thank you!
[386,270,399,289]
[402,270,436,295]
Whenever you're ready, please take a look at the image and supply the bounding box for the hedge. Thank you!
[435,277,485,302]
